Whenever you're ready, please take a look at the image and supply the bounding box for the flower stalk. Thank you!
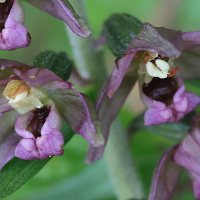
[105,118,144,200]
[66,0,144,199]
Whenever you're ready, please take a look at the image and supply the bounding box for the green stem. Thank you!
[105,118,144,200]
[66,0,144,199]
[65,0,107,90]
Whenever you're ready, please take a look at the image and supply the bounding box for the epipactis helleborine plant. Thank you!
[0,0,91,50]
[0,59,103,169]
[85,23,200,164]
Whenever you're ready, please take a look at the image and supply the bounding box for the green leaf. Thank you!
[32,51,73,81]
[0,121,74,200]
[129,112,195,143]
[15,159,115,200]
[104,13,142,58]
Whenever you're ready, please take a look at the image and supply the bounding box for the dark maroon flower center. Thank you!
[142,77,178,106]
[28,106,51,138]
[0,0,14,32]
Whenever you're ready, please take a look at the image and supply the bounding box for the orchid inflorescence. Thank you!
[1,0,200,199]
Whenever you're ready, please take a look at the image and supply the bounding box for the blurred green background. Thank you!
[2,0,200,199]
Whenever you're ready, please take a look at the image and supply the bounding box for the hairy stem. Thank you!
[105,118,144,200]
[65,0,107,89]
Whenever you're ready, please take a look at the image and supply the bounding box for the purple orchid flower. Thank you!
[0,0,30,50]
[141,70,200,126]
[0,0,91,51]
[148,114,200,200]
[0,59,103,169]
[85,23,200,164]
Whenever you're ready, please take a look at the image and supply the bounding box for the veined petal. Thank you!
[182,31,200,49]
[173,127,200,177]
[148,146,182,200]
[25,0,92,37]
[44,81,104,147]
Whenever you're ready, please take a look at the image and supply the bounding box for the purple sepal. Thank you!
[182,31,200,49]
[0,132,21,170]
[173,128,200,177]
[126,23,183,58]
[141,71,200,126]
[0,59,30,70]
[0,0,31,50]
[0,110,19,170]
[85,75,137,164]
[148,146,182,200]
[13,67,63,87]
[106,51,136,98]
[173,114,200,199]
[44,81,104,148]
[25,0,92,37]
[15,104,64,159]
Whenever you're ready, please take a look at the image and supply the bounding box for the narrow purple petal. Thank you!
[13,67,63,87]
[85,75,137,164]
[25,0,92,37]
[106,51,136,98]
[0,0,30,50]
[148,146,182,200]
[44,81,104,147]
[126,23,183,58]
